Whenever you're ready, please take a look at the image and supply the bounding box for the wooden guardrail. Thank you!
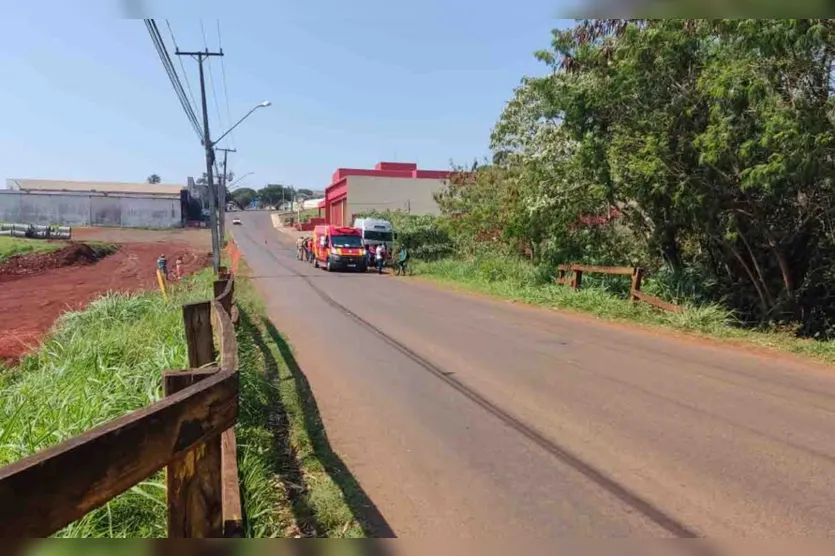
[557,264,683,314]
[0,275,244,538]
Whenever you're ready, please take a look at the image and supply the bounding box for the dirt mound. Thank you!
[0,242,210,365]
[0,243,104,282]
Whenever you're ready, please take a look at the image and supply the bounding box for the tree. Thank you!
[457,18,835,335]
[231,187,257,209]
[147,174,161,184]
[297,188,315,199]
[257,184,291,208]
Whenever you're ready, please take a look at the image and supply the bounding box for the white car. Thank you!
[232,218,242,226]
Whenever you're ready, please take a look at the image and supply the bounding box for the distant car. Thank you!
[232,218,242,226]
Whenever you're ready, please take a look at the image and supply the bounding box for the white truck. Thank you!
[353,217,394,254]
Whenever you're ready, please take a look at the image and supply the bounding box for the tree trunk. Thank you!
[721,239,771,318]
[738,229,774,307]
[659,227,682,273]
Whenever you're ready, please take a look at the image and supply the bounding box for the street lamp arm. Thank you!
[212,101,271,147]
[228,172,255,189]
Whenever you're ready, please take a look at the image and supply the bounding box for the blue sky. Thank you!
[0,1,575,190]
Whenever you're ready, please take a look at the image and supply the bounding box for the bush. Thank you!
[354,210,453,260]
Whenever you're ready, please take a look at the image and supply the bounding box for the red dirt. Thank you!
[0,243,102,281]
[0,242,210,365]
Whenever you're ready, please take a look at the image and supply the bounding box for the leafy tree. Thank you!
[297,188,315,199]
[146,174,161,184]
[439,18,835,336]
[231,187,257,209]
[257,184,291,207]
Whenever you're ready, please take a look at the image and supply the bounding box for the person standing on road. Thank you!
[375,243,386,274]
[397,246,409,275]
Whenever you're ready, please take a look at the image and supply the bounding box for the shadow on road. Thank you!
[263,320,397,539]
[240,309,325,537]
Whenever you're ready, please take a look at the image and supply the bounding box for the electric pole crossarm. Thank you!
[175,50,224,57]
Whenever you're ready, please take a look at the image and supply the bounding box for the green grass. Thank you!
[234,277,378,537]
[0,269,288,538]
[414,256,835,364]
[0,236,65,263]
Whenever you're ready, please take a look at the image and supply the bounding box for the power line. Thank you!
[147,19,201,138]
[217,20,236,151]
[144,19,202,140]
[165,20,199,114]
[201,20,226,144]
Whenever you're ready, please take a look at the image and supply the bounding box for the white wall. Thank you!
[345,176,445,220]
[0,191,182,228]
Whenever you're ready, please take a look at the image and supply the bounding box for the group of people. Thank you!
[296,236,315,263]
[156,254,185,281]
[366,243,387,274]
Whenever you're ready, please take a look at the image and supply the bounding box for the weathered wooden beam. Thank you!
[221,429,244,537]
[213,279,234,316]
[572,270,583,290]
[164,370,224,538]
[632,290,684,313]
[0,369,238,538]
[182,302,214,368]
[557,264,635,276]
[211,299,238,373]
[630,268,645,303]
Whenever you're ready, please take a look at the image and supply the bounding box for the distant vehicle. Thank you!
[311,225,367,272]
[232,218,242,226]
[353,218,394,253]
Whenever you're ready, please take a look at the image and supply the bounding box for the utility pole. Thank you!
[216,147,236,247]
[177,47,224,273]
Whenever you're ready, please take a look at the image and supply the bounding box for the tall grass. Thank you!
[0,273,213,537]
[0,270,286,538]
[0,236,65,262]
[415,255,835,363]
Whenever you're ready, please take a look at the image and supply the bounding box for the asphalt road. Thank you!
[231,211,835,538]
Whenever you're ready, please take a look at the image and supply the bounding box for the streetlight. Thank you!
[208,101,270,268]
[213,101,271,147]
[228,172,255,190]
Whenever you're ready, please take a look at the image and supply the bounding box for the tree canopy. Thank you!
[146,174,161,184]
[230,187,257,209]
[437,19,835,337]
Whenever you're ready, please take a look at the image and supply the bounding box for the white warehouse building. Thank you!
[0,179,186,228]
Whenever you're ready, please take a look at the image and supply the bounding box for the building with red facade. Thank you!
[320,162,451,226]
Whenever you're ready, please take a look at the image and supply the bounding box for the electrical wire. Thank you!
[165,20,199,115]
[201,20,226,144]
[148,20,201,137]
[144,19,202,140]
[217,20,236,151]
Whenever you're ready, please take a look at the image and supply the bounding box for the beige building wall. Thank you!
[345,175,446,220]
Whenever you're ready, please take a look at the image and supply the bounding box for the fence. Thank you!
[556,264,683,314]
[0,276,244,538]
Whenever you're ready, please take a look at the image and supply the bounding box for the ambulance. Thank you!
[311,225,368,272]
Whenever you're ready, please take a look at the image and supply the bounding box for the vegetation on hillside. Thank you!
[408,19,835,342]
[0,237,65,263]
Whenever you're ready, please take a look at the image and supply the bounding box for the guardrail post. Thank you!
[571,269,583,290]
[630,267,644,302]
[164,370,223,538]
[213,279,234,315]
[182,302,214,368]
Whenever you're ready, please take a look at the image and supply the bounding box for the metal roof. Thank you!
[6,179,184,196]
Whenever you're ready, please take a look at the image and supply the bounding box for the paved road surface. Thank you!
[232,212,835,538]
